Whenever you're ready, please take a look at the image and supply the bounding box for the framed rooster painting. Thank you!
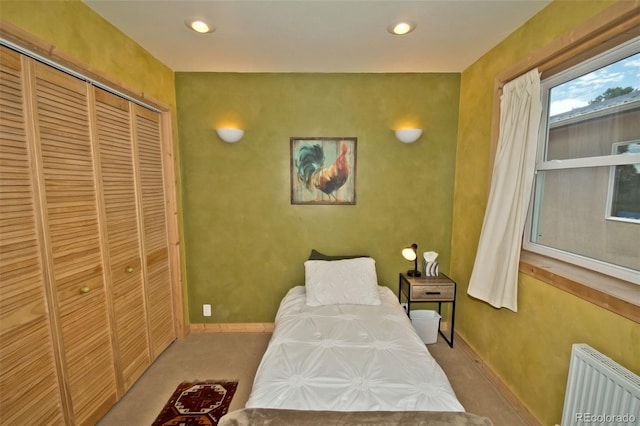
[290,137,357,205]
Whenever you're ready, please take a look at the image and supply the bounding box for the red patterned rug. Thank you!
[152,380,238,426]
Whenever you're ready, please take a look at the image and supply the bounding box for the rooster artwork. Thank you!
[291,137,356,204]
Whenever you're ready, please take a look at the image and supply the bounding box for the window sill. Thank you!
[519,251,639,323]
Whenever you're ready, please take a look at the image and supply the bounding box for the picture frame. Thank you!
[290,137,357,205]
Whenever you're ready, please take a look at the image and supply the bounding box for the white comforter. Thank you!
[246,285,464,412]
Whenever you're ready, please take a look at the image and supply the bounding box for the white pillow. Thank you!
[304,257,381,306]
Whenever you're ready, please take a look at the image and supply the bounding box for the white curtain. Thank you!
[467,68,542,312]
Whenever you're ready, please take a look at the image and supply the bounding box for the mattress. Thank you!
[245,285,464,412]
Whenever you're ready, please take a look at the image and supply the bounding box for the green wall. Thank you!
[451,1,640,424]
[176,72,460,322]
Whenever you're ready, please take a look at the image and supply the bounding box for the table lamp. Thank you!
[402,243,421,277]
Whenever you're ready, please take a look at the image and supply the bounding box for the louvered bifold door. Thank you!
[93,87,150,392]
[132,104,175,358]
[30,59,117,424]
[0,46,67,425]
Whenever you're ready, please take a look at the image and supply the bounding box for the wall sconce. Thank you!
[402,243,421,277]
[395,128,423,144]
[216,128,244,143]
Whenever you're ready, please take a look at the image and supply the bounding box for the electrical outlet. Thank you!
[203,304,212,317]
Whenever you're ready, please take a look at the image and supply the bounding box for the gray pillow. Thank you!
[308,249,368,261]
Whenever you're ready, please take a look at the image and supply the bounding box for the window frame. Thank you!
[523,37,640,285]
[606,140,640,224]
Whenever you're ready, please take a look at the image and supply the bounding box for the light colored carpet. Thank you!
[428,337,528,426]
[98,332,526,426]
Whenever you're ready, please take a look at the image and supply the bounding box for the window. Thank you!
[608,141,640,222]
[525,37,640,284]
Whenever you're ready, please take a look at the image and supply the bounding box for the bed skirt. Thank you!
[219,408,494,425]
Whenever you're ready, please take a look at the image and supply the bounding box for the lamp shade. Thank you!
[216,128,244,143]
[402,243,421,277]
[402,247,417,261]
[395,128,422,144]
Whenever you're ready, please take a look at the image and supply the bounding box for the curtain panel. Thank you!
[467,69,542,311]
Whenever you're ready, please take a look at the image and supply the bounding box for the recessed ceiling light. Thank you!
[185,19,215,34]
[387,21,416,36]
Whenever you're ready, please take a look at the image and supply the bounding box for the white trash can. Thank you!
[410,310,441,344]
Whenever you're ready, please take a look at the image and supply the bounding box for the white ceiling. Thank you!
[83,0,550,73]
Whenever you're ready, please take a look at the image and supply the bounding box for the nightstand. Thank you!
[399,272,456,347]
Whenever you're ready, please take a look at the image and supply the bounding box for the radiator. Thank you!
[561,344,639,425]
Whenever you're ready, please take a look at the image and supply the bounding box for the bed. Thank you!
[219,256,492,425]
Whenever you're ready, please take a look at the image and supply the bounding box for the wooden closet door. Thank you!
[133,105,175,358]
[93,88,150,392]
[30,60,117,424]
[0,46,66,425]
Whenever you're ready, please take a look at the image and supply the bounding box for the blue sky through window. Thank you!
[549,52,640,116]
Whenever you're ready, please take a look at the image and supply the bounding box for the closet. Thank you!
[0,45,179,424]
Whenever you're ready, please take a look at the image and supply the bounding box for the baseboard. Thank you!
[190,323,274,333]
[454,333,542,426]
